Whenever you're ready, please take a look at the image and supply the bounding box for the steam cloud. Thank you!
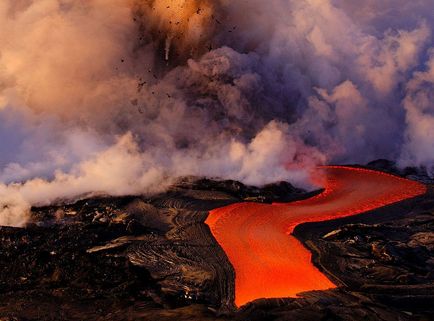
[0,0,433,226]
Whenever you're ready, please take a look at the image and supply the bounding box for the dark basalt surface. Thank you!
[0,166,433,320]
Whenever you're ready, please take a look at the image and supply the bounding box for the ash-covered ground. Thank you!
[0,161,433,321]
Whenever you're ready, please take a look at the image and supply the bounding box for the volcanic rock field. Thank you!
[0,161,433,321]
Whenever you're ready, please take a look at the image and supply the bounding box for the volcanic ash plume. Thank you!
[0,0,434,226]
[134,0,217,60]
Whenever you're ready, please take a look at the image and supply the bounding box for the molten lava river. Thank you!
[205,166,427,307]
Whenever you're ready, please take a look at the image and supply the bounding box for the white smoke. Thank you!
[0,0,433,226]
[400,50,434,170]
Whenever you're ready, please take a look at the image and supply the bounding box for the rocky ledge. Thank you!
[0,164,433,321]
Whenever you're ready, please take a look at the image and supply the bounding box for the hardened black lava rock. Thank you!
[0,172,433,320]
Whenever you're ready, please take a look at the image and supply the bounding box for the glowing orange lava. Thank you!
[205,166,427,307]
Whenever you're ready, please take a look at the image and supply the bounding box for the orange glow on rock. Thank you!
[205,166,427,307]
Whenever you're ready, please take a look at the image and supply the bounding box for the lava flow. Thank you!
[205,166,427,307]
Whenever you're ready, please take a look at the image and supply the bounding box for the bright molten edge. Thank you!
[205,166,427,307]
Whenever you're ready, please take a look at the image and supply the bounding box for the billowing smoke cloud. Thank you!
[0,0,433,226]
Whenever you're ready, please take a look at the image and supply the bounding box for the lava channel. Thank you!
[205,166,427,307]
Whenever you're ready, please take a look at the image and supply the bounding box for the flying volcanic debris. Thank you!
[0,0,433,226]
